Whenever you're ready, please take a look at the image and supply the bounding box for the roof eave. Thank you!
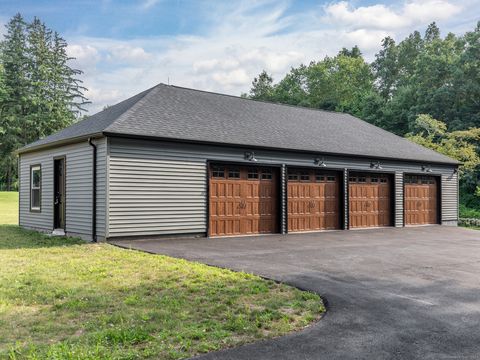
[16,133,104,155]
[102,131,460,166]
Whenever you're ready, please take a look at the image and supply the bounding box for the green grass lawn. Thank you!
[0,194,324,359]
[0,191,18,225]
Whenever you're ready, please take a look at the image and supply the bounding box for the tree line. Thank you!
[0,14,88,190]
[245,22,480,216]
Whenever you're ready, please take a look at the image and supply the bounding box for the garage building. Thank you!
[17,84,459,241]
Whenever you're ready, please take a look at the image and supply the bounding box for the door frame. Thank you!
[347,169,396,229]
[285,166,345,233]
[206,160,283,237]
[403,173,442,226]
[53,155,66,230]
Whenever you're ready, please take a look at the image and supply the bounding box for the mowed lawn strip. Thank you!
[0,191,18,225]
[0,224,324,359]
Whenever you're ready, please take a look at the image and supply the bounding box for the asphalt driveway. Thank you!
[112,226,480,359]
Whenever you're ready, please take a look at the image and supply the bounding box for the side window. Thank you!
[30,165,41,211]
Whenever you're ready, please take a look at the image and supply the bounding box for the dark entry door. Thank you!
[54,157,66,229]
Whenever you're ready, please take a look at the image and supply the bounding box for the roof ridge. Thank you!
[167,84,351,116]
[103,84,160,132]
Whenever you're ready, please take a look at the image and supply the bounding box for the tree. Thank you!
[0,14,29,190]
[248,70,274,101]
[372,37,399,99]
[0,14,89,190]
[247,52,375,115]
[406,114,480,212]
[339,45,362,58]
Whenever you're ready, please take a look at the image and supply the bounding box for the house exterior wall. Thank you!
[107,137,458,238]
[19,137,107,241]
[395,172,404,227]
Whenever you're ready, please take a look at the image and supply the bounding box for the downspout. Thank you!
[88,138,97,242]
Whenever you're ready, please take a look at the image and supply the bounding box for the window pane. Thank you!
[300,171,310,181]
[247,168,258,179]
[32,168,41,188]
[228,168,240,178]
[31,189,40,209]
[212,166,225,178]
[261,169,272,180]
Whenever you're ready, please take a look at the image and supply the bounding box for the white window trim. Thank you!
[30,165,41,212]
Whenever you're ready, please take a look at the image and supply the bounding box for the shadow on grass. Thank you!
[0,225,85,249]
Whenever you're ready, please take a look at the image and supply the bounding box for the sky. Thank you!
[1,0,479,113]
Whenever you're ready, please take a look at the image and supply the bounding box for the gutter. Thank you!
[16,133,103,155]
[102,131,461,167]
[88,138,97,242]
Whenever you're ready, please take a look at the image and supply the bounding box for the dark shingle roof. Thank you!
[19,83,458,165]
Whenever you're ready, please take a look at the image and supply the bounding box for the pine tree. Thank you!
[248,70,274,100]
[0,13,30,190]
[0,14,89,190]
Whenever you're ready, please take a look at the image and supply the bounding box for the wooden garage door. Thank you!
[288,169,340,232]
[209,165,278,236]
[404,175,438,225]
[349,173,392,228]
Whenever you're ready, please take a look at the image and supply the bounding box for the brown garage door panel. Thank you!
[209,165,278,236]
[349,173,392,228]
[405,175,438,225]
[287,169,340,232]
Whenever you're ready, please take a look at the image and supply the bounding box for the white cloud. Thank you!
[68,0,478,114]
[212,68,250,87]
[107,45,152,63]
[67,44,100,68]
[140,0,160,10]
[323,1,462,30]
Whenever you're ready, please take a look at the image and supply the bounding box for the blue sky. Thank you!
[1,0,479,113]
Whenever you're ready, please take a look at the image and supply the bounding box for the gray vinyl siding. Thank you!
[108,140,207,237]
[343,169,349,229]
[441,173,459,224]
[395,172,404,227]
[107,138,458,238]
[280,164,287,234]
[19,138,106,240]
